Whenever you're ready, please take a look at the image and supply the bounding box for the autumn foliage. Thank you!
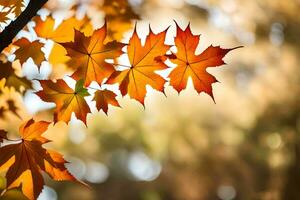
[0,119,82,200]
[0,0,240,199]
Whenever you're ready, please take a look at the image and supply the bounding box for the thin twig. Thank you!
[0,0,48,53]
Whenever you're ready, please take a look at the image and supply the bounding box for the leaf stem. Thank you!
[111,63,131,68]
[88,86,101,91]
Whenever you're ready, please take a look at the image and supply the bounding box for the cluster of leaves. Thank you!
[0,0,25,25]
[1,17,238,125]
[37,18,239,123]
[34,21,238,125]
[0,0,240,199]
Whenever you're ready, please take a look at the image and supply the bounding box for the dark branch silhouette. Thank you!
[0,0,48,53]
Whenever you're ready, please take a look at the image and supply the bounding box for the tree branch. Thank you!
[0,0,48,53]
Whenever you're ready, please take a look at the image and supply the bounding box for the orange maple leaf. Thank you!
[36,79,91,125]
[34,16,92,43]
[0,119,81,200]
[60,23,125,87]
[167,22,241,100]
[13,38,46,68]
[106,25,170,105]
[93,89,120,114]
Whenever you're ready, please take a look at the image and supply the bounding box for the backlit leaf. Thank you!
[106,25,170,105]
[0,119,81,200]
[13,38,46,68]
[93,89,120,114]
[168,22,241,100]
[36,79,91,125]
[60,23,124,87]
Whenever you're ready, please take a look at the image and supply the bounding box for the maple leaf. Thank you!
[106,26,170,105]
[93,89,120,114]
[0,130,7,143]
[0,61,33,93]
[36,79,91,125]
[34,15,93,43]
[60,24,124,87]
[167,22,241,100]
[13,38,46,68]
[0,119,81,200]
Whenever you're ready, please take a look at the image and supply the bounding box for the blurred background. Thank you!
[0,0,300,199]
